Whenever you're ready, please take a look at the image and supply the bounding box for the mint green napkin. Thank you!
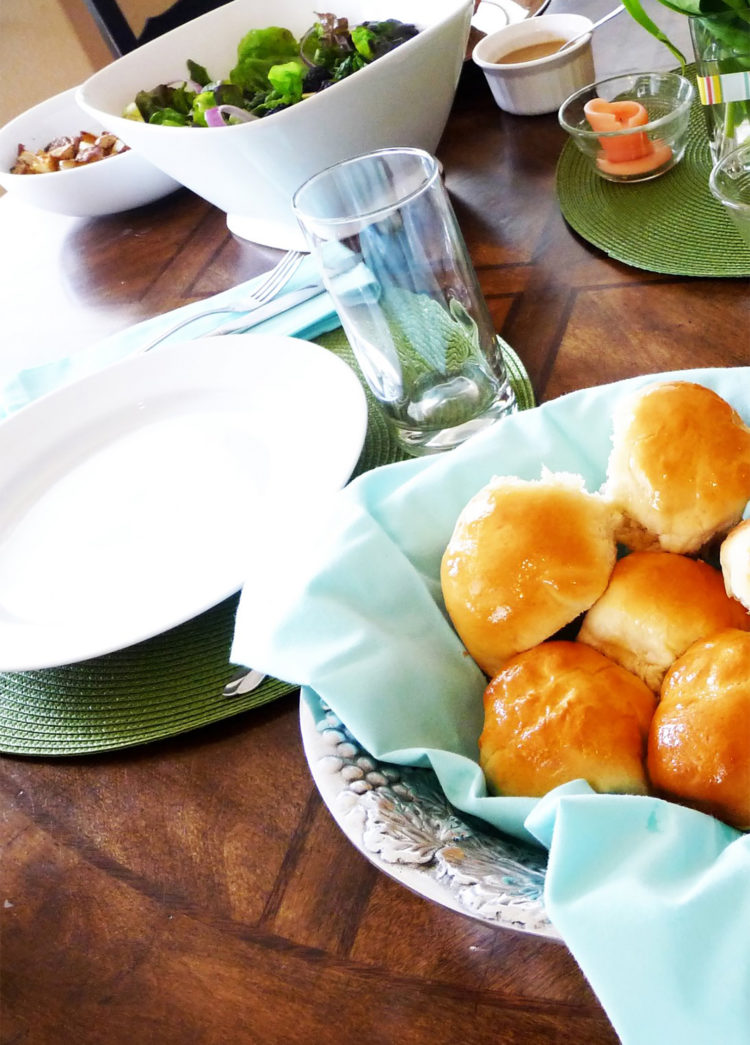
[232,365,750,1045]
[0,255,338,418]
[527,785,749,1045]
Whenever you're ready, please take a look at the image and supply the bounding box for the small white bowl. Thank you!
[0,87,180,217]
[472,14,595,116]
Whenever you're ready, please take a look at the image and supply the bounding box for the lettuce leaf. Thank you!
[352,20,419,60]
[300,14,354,70]
[229,26,299,92]
[262,60,306,109]
[135,82,197,123]
[187,59,212,87]
[128,15,420,126]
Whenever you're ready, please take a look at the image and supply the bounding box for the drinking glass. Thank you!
[710,139,750,249]
[293,147,517,456]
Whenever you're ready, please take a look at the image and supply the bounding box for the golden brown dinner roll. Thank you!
[648,628,750,829]
[578,551,749,691]
[479,641,656,797]
[604,381,750,554]
[720,518,750,612]
[440,472,618,677]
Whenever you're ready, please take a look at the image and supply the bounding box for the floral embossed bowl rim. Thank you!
[300,688,558,938]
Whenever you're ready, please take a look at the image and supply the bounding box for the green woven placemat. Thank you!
[0,330,534,757]
[556,65,750,277]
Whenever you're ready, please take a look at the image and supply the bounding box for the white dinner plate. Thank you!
[0,334,367,671]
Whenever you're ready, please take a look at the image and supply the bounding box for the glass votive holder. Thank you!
[709,139,750,249]
[558,72,694,183]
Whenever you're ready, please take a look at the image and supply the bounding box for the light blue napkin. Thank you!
[527,785,750,1045]
[232,365,750,1045]
[0,255,339,419]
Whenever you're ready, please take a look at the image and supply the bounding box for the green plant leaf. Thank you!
[621,0,688,65]
[382,288,483,377]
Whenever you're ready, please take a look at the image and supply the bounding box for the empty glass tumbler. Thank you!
[293,147,517,456]
[710,139,750,250]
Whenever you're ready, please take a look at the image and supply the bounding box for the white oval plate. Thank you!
[0,335,367,671]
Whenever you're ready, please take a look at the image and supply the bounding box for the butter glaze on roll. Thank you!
[578,551,750,691]
[440,472,619,677]
[479,641,656,797]
[648,628,750,830]
[604,381,750,554]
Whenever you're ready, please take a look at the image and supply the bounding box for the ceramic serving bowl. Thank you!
[0,87,180,217]
[472,13,595,116]
[77,0,473,249]
[559,71,694,184]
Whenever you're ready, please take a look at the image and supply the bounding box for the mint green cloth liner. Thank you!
[232,366,750,1045]
[556,64,750,277]
[0,258,534,757]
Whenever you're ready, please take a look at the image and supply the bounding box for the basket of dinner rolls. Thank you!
[441,379,750,831]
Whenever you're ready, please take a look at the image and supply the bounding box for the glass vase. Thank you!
[691,11,750,161]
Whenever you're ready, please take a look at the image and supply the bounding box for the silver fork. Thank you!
[223,667,266,698]
[141,249,305,353]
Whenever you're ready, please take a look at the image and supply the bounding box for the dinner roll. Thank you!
[648,628,750,829]
[720,518,750,612]
[479,641,656,797]
[440,472,618,677]
[578,551,749,691]
[604,381,750,554]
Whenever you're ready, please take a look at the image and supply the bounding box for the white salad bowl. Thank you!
[0,87,180,217]
[77,0,473,248]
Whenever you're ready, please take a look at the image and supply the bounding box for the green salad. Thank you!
[127,13,419,127]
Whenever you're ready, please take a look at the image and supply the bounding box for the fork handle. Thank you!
[143,283,324,350]
[209,284,325,335]
[141,306,246,353]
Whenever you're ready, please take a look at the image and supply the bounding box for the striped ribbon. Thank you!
[697,69,750,105]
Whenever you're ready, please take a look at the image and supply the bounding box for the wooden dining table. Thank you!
[0,4,741,1042]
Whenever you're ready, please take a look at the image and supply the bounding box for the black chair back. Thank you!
[81,0,232,56]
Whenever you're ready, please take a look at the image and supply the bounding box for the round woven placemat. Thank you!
[0,594,277,757]
[556,66,750,277]
[0,330,534,757]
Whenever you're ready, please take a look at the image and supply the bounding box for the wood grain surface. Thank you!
[0,5,738,1042]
